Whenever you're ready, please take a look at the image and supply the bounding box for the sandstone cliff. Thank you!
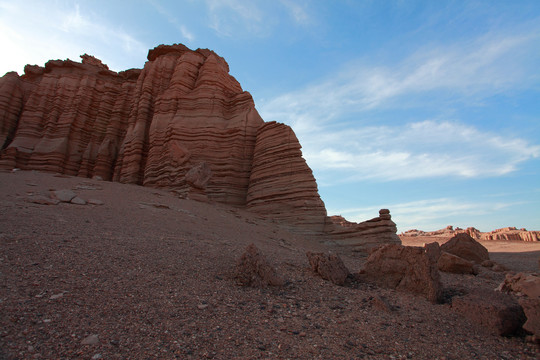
[0,44,399,249]
[402,226,539,242]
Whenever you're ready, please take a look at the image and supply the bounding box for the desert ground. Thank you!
[1,170,539,359]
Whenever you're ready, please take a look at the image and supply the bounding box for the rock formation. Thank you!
[402,225,540,242]
[0,43,400,248]
[326,209,401,251]
[234,243,285,287]
[357,243,442,303]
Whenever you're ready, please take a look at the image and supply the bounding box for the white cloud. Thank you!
[260,29,540,129]
[204,0,266,37]
[331,198,523,232]
[301,120,540,182]
[279,0,312,26]
[0,1,147,75]
[148,0,195,43]
[259,28,540,182]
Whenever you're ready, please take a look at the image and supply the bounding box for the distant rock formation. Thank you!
[401,225,539,242]
[0,43,400,249]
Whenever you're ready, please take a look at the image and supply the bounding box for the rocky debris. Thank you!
[498,273,540,299]
[402,226,540,242]
[327,209,401,252]
[368,295,396,312]
[51,189,77,202]
[441,233,489,264]
[70,197,87,205]
[451,289,526,336]
[81,334,100,345]
[0,43,400,250]
[438,251,478,275]
[234,244,285,287]
[497,273,540,337]
[27,195,60,205]
[306,251,350,286]
[88,199,104,205]
[357,244,442,303]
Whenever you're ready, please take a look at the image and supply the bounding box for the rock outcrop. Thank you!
[357,243,442,303]
[234,243,285,287]
[402,226,540,242]
[440,233,490,264]
[306,251,350,286]
[326,209,401,251]
[0,43,401,247]
[451,289,526,336]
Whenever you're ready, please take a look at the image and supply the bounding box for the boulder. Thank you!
[51,189,77,202]
[440,233,489,264]
[234,244,285,287]
[497,272,540,299]
[438,251,477,275]
[451,289,526,336]
[357,244,442,303]
[306,252,350,286]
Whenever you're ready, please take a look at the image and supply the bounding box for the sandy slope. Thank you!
[0,170,538,359]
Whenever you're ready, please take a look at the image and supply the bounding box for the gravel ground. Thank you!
[1,170,539,359]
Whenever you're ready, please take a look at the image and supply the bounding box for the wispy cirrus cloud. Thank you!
[259,27,540,182]
[261,28,540,130]
[0,1,147,75]
[148,0,195,43]
[302,120,540,182]
[331,197,525,232]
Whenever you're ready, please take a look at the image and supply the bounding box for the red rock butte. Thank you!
[0,43,399,250]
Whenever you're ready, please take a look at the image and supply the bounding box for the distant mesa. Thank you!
[0,43,399,251]
[401,225,540,242]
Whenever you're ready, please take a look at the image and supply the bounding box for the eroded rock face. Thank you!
[452,289,526,336]
[0,43,401,247]
[327,209,401,251]
[306,251,350,286]
[438,252,477,275]
[357,243,442,303]
[234,243,285,287]
[246,121,327,232]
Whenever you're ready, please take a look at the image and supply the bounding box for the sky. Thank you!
[1,0,539,232]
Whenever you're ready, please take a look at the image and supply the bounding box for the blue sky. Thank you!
[1,0,539,232]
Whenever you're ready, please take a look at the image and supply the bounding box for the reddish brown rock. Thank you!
[0,43,401,249]
[327,209,401,252]
[519,298,540,336]
[438,251,477,275]
[246,121,327,232]
[306,251,350,286]
[441,233,489,264]
[452,289,526,336]
[234,243,285,287]
[401,225,540,242]
[498,272,540,299]
[357,244,442,303]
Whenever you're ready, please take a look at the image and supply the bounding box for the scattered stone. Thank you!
[438,251,477,274]
[481,260,495,268]
[357,244,442,303]
[492,263,509,272]
[91,353,103,359]
[27,195,60,205]
[440,233,489,264]
[197,304,209,310]
[519,298,540,336]
[88,199,104,205]
[70,197,87,205]
[234,243,285,287]
[81,334,100,345]
[306,251,350,286]
[51,189,77,202]
[49,293,64,300]
[497,272,540,299]
[451,289,526,336]
[369,295,395,312]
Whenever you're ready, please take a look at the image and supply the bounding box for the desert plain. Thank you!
[1,169,539,359]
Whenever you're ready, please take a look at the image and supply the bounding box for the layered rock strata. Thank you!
[0,44,400,246]
[402,225,539,242]
[327,209,401,251]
